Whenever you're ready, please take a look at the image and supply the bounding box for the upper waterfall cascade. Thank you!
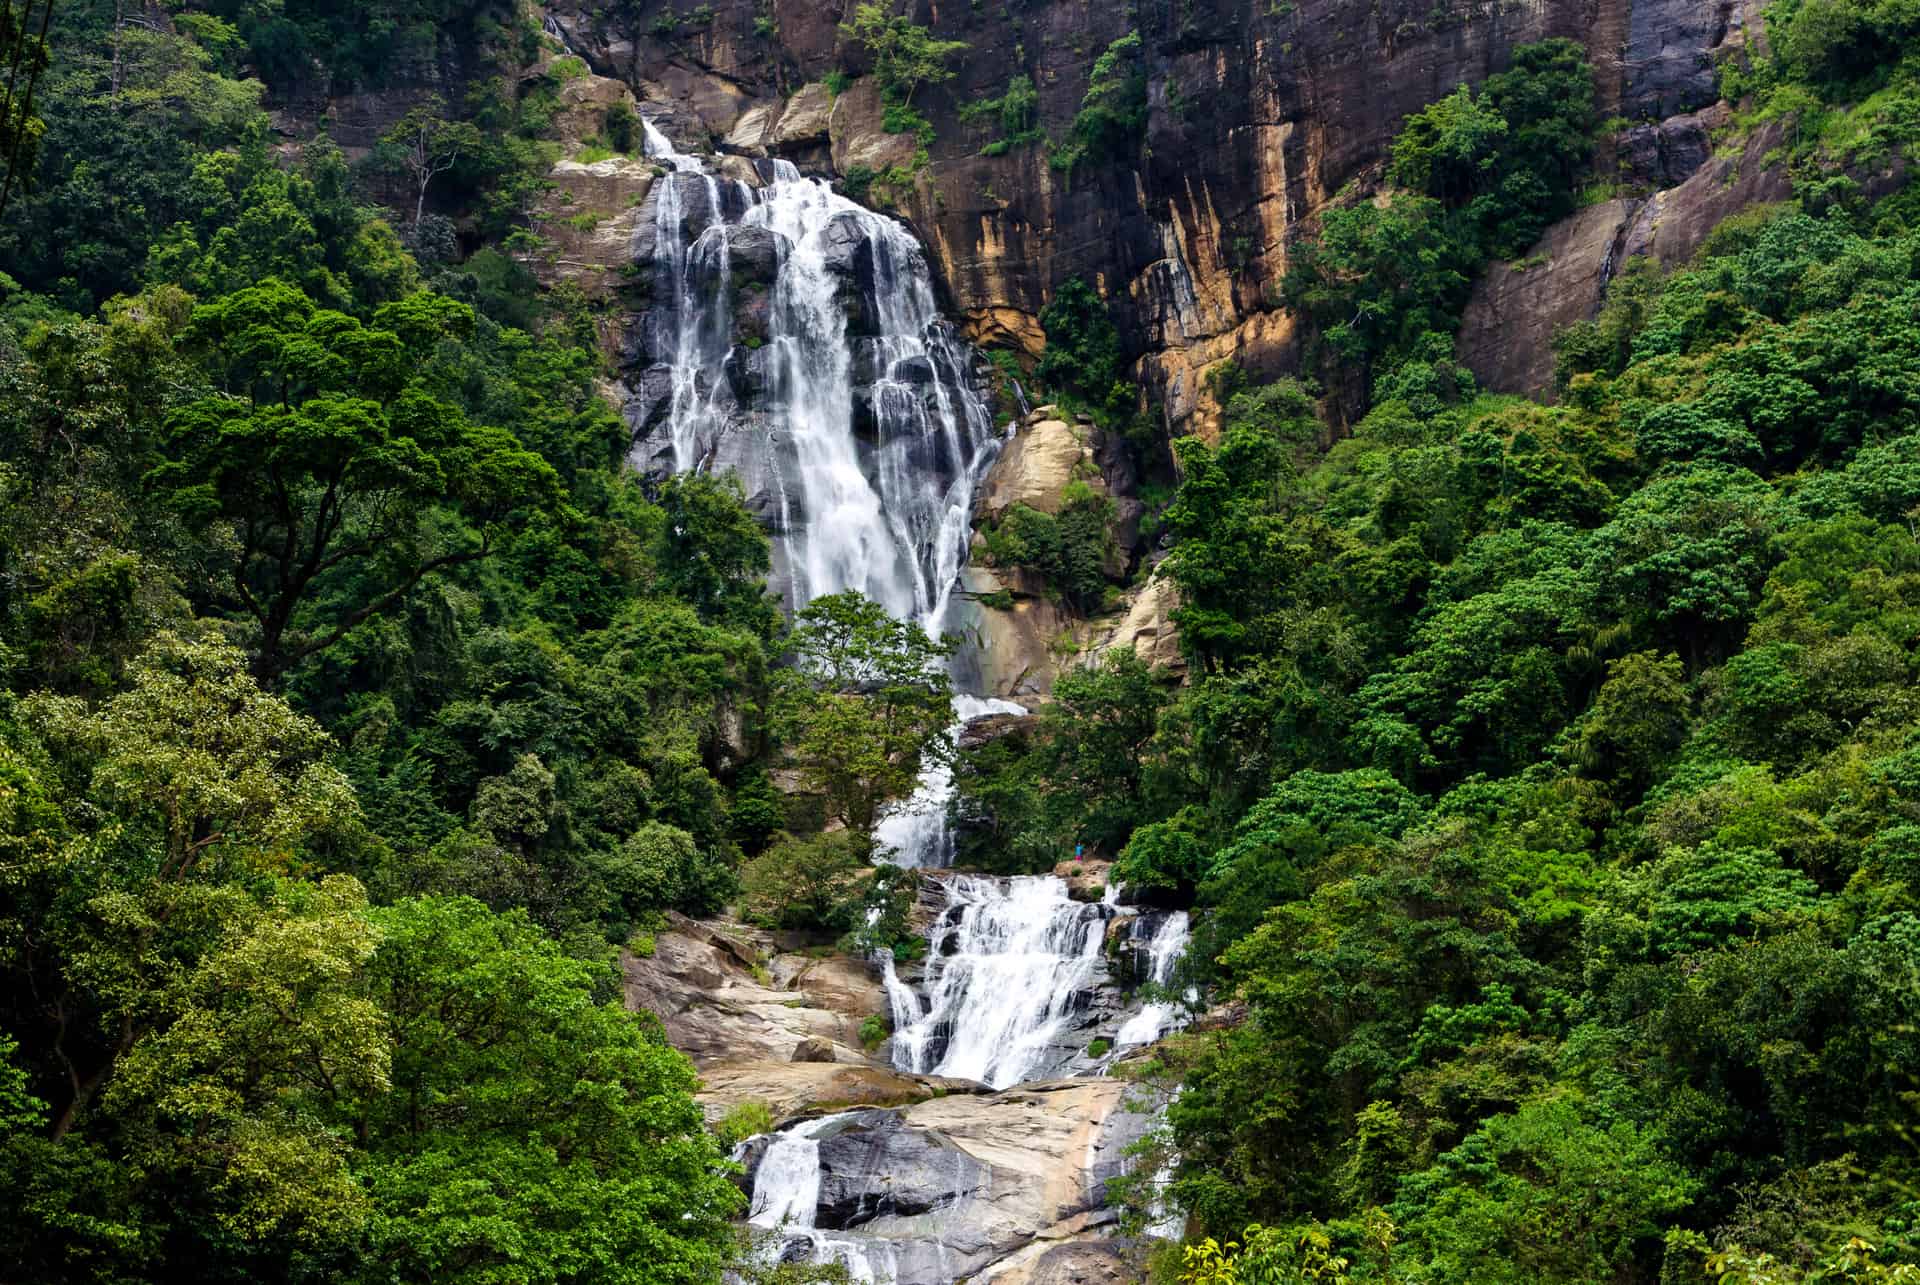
[634,120,1001,635]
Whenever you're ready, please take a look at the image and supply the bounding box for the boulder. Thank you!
[741,1079,1163,1280]
[724,100,779,152]
[827,78,922,175]
[793,1037,837,1063]
[725,223,786,284]
[1052,858,1113,905]
[976,417,1093,522]
[812,1111,993,1226]
[772,82,835,150]
[1088,570,1185,677]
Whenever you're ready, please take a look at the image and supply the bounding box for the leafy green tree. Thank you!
[15,631,357,1139]
[1037,649,1173,850]
[1163,379,1320,670]
[738,831,866,933]
[1391,1094,1696,1284]
[149,280,563,679]
[372,98,488,230]
[837,3,967,106]
[775,590,954,842]
[1051,32,1149,174]
[0,0,54,217]
[352,895,740,1284]
[1390,84,1509,204]
[1035,276,1131,418]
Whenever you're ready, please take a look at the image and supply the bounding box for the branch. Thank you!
[269,534,492,676]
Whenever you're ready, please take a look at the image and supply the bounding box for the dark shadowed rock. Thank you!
[812,1111,991,1226]
[726,223,785,284]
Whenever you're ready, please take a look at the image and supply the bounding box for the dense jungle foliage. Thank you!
[958,22,1920,1285]
[0,3,941,1280]
[2,0,1919,1282]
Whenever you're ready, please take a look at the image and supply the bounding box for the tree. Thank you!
[1390,84,1508,204]
[776,590,954,842]
[374,98,485,229]
[0,0,54,217]
[838,3,968,106]
[16,631,358,1140]
[738,831,866,932]
[148,280,563,679]
[1163,379,1322,671]
[1036,276,1130,417]
[1391,1094,1696,1284]
[1037,649,1172,850]
[353,896,741,1284]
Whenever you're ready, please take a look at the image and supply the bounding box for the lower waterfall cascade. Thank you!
[625,111,1190,1283]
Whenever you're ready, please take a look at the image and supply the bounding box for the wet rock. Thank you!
[637,102,710,154]
[723,343,773,402]
[812,1112,992,1226]
[1623,0,1735,121]
[1618,104,1725,188]
[991,1236,1138,1285]
[726,223,785,284]
[621,365,677,441]
[1054,858,1113,905]
[732,286,773,347]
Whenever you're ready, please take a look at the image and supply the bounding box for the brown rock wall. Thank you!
[547,0,1792,428]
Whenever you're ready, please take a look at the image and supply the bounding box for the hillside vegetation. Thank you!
[0,0,1918,1283]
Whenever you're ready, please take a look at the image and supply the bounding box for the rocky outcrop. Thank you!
[742,1078,1165,1282]
[969,562,1185,702]
[694,1061,979,1125]
[976,415,1097,522]
[621,912,887,1066]
[548,0,1771,433]
[1458,118,1796,397]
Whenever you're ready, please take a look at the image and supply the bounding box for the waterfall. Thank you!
[873,694,1026,869]
[1115,910,1193,1050]
[634,123,999,636]
[745,1112,902,1284]
[888,875,1113,1089]
[630,111,1191,1281]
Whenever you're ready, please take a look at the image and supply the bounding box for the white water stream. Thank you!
[639,120,996,634]
[888,874,1112,1089]
[1115,909,1194,1050]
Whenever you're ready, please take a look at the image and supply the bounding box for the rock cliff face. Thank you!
[544,0,1778,428]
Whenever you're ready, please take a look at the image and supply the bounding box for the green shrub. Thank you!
[1087,1037,1112,1058]
[1051,32,1148,174]
[603,101,637,153]
[715,1100,776,1147]
[859,1015,889,1050]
